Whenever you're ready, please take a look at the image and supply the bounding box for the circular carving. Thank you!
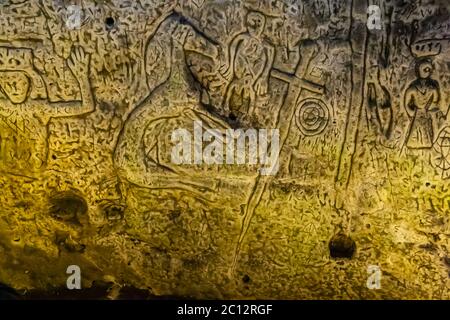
[295,98,330,136]
[432,126,450,171]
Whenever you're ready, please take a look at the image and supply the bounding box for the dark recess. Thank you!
[329,234,356,259]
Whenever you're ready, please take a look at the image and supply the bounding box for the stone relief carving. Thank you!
[0,0,448,299]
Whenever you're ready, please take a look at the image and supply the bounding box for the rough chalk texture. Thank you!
[0,0,449,299]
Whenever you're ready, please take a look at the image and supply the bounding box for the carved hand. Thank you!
[255,77,268,95]
[67,46,90,79]
[436,110,446,121]
[172,24,191,45]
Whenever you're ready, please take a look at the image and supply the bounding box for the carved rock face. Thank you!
[0,71,30,104]
[0,0,449,300]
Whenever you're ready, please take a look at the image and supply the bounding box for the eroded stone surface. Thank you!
[0,0,449,299]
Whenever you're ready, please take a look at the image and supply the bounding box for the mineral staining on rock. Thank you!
[0,0,449,299]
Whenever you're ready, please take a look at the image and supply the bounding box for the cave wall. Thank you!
[0,0,449,299]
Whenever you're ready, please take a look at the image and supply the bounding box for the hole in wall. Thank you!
[228,113,237,121]
[49,192,88,225]
[242,274,251,284]
[105,17,116,29]
[329,233,356,259]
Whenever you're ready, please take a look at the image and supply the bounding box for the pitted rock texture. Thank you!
[0,0,449,299]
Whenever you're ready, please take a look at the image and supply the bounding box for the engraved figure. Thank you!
[230,40,326,274]
[403,59,443,149]
[114,17,234,202]
[220,11,275,117]
[0,46,94,174]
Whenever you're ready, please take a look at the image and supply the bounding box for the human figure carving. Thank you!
[0,46,94,174]
[403,59,443,149]
[220,11,275,117]
[114,17,234,202]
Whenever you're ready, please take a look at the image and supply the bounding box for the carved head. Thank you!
[0,71,31,104]
[416,59,433,79]
[246,11,265,37]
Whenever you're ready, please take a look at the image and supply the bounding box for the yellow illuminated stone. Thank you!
[0,0,448,299]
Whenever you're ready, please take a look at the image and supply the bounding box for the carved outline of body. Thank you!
[403,78,441,150]
[223,31,275,116]
[114,15,235,203]
[0,47,95,174]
